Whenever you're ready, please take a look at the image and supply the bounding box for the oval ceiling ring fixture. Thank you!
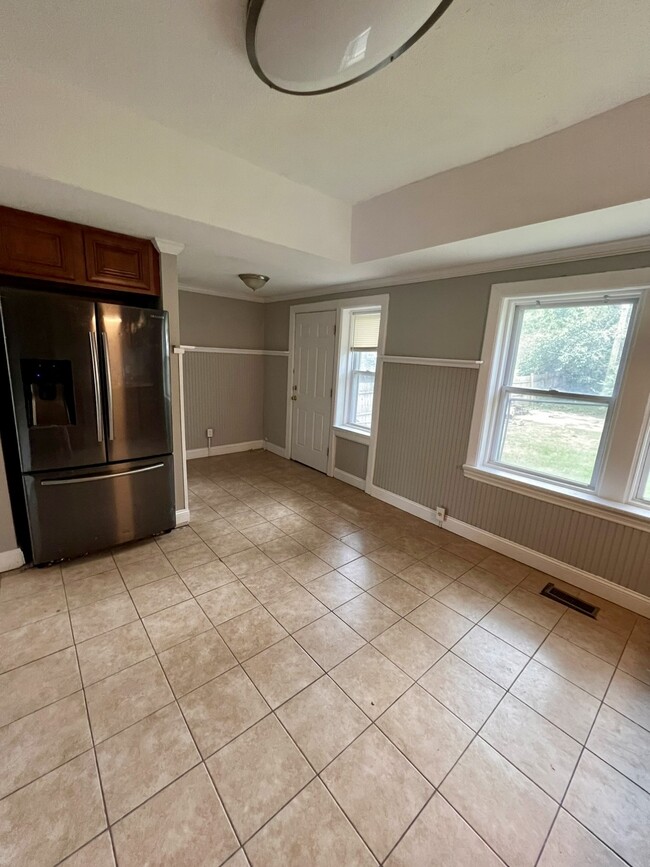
[246,0,457,96]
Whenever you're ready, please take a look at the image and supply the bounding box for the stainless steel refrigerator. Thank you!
[0,288,175,564]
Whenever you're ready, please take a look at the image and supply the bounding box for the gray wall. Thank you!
[180,291,264,349]
[161,253,185,511]
[184,352,263,450]
[335,437,369,481]
[180,291,266,451]
[374,363,650,594]
[264,250,650,596]
[264,356,288,450]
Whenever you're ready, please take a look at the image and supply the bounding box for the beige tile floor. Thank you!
[1,450,649,866]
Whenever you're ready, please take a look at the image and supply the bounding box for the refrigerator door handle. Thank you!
[40,462,165,486]
[101,332,115,441]
[89,331,104,443]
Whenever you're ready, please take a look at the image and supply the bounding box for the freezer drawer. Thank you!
[24,455,175,564]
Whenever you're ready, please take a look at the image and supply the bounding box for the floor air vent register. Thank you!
[540,583,599,619]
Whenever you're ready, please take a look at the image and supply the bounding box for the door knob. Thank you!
[291,395,297,401]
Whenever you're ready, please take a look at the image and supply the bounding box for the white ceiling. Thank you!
[2,165,647,303]
[1,1,649,300]
[3,0,650,202]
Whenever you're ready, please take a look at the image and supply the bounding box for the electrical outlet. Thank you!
[206,428,214,439]
[435,506,446,523]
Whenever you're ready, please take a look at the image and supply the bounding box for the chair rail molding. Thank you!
[381,355,482,368]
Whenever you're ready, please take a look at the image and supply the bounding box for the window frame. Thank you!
[336,307,381,437]
[487,295,637,491]
[629,399,650,506]
[465,268,650,532]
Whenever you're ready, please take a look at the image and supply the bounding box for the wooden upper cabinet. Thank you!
[0,207,85,282]
[83,230,160,295]
[0,206,160,297]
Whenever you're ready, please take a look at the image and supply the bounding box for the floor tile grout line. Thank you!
[379,637,531,866]
[59,576,120,867]
[576,744,650,797]
[0,666,85,732]
[542,808,637,867]
[111,561,246,856]
[531,619,637,867]
[113,764,238,865]
[50,500,611,743]
[598,691,650,736]
[0,598,70,639]
[380,637,582,865]
[0,739,98,804]
[430,792,510,867]
[0,623,76,678]
[71,584,588,823]
[51,829,114,866]
[377,580,641,863]
[4,454,646,863]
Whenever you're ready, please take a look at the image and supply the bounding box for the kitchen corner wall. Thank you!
[0,439,17,556]
[263,250,650,598]
[179,291,265,451]
[160,252,185,512]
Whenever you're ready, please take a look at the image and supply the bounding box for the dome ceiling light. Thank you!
[246,0,456,96]
[239,273,270,291]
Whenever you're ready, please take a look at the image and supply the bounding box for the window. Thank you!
[337,308,381,434]
[466,269,650,525]
[632,417,650,505]
[492,298,634,488]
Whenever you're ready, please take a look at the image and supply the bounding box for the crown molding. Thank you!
[154,238,185,256]
[266,234,650,303]
[176,235,650,305]
[179,283,266,303]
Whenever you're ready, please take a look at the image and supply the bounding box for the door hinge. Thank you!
[333,324,337,335]
[327,447,330,456]
[330,388,333,397]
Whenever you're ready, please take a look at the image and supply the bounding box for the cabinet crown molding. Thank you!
[153,238,185,256]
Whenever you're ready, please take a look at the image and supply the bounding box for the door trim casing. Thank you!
[286,294,389,485]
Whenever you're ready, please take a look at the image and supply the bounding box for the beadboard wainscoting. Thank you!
[183,351,264,451]
[372,362,650,596]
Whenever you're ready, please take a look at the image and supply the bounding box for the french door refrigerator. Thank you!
[0,288,175,564]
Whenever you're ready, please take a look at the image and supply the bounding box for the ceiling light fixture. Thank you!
[246,0,456,96]
[238,273,270,292]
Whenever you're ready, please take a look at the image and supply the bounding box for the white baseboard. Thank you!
[175,509,191,526]
[187,440,265,460]
[0,547,25,573]
[368,484,442,525]
[367,483,650,618]
[264,441,288,458]
[334,468,366,490]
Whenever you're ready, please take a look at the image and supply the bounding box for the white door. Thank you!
[291,310,336,472]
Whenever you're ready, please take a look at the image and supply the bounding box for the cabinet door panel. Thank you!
[84,230,160,295]
[0,207,84,281]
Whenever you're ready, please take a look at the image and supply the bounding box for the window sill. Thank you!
[333,425,371,446]
[463,464,650,533]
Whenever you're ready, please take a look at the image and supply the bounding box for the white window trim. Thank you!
[628,395,650,506]
[334,306,380,436]
[333,425,371,444]
[286,295,388,487]
[465,267,650,532]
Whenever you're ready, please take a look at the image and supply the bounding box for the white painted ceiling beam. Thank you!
[0,63,649,300]
[353,95,650,262]
[0,61,351,264]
